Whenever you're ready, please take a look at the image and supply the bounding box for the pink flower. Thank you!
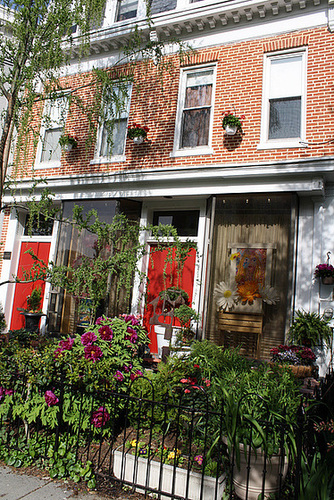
[5,389,13,396]
[130,370,143,381]
[44,390,59,407]
[123,314,140,326]
[54,337,74,357]
[194,455,203,465]
[180,378,189,384]
[91,406,110,428]
[95,316,104,325]
[84,345,103,362]
[114,370,124,382]
[123,363,133,373]
[99,325,113,341]
[184,389,191,394]
[81,331,97,346]
[203,378,211,387]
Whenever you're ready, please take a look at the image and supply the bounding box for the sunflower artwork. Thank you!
[213,247,279,312]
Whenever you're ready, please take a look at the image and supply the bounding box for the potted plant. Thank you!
[20,287,45,333]
[288,310,332,349]
[173,304,199,345]
[270,344,317,378]
[59,133,78,151]
[314,262,334,285]
[127,123,149,144]
[222,110,245,135]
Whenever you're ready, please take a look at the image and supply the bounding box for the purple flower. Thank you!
[123,314,140,326]
[99,325,113,341]
[5,389,13,396]
[91,406,110,428]
[130,370,143,381]
[84,345,103,362]
[54,337,74,357]
[95,316,104,325]
[123,363,133,373]
[81,331,97,346]
[44,390,59,407]
[0,387,4,400]
[114,370,124,382]
[194,455,203,465]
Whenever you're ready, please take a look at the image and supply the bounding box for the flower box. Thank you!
[113,449,226,500]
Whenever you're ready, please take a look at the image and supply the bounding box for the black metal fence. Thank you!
[0,370,332,500]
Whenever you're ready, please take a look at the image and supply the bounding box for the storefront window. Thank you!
[206,194,295,359]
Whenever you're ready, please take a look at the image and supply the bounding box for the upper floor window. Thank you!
[259,50,307,149]
[35,95,68,168]
[173,65,216,156]
[150,0,177,14]
[95,84,131,159]
[115,0,138,21]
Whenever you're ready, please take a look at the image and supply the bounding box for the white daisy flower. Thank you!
[259,286,280,305]
[213,281,238,311]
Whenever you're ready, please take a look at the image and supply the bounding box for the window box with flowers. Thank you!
[127,123,149,144]
[222,111,245,135]
[270,344,317,378]
[59,133,78,152]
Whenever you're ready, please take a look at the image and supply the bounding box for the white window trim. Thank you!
[35,95,69,170]
[171,63,216,157]
[258,48,307,150]
[93,83,132,162]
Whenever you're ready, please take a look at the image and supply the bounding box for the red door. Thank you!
[143,245,196,354]
[10,242,51,330]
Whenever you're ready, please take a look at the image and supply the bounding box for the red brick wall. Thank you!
[15,26,334,180]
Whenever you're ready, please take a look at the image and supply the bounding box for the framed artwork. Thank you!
[228,243,276,313]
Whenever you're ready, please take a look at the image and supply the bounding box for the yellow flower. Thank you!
[130,439,137,447]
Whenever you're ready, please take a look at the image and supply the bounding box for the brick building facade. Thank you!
[1,0,334,368]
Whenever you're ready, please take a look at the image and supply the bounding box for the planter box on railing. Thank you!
[113,449,226,500]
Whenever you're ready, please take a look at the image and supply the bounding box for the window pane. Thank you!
[270,56,303,98]
[185,84,212,108]
[181,108,210,147]
[269,97,301,139]
[41,128,62,162]
[116,0,138,21]
[150,0,177,14]
[153,210,199,236]
[100,118,127,156]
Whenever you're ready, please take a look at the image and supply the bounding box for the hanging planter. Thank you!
[314,252,334,285]
[222,110,244,135]
[127,123,149,144]
[59,134,78,152]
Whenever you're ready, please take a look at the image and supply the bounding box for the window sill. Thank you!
[170,147,214,158]
[257,140,305,150]
[90,155,126,165]
[34,161,61,170]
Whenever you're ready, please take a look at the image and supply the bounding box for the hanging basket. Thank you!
[224,124,237,136]
[133,136,144,145]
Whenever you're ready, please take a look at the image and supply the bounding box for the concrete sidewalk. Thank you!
[0,466,104,499]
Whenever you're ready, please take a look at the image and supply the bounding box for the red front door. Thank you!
[143,245,196,354]
[10,241,51,330]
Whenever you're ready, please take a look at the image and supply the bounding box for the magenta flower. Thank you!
[99,324,113,341]
[44,390,59,407]
[91,406,110,428]
[114,370,124,382]
[194,455,203,465]
[81,331,97,346]
[54,337,74,357]
[95,316,104,325]
[0,386,4,400]
[130,370,143,381]
[123,314,140,326]
[84,345,103,362]
[123,363,133,373]
[5,389,13,396]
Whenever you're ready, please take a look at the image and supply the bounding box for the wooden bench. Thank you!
[218,311,263,358]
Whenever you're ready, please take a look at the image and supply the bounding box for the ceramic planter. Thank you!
[21,312,45,333]
[113,449,226,500]
[321,276,334,285]
[232,444,288,500]
[224,124,237,135]
[133,136,144,144]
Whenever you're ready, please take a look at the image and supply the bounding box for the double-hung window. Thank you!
[173,65,215,156]
[260,50,307,148]
[115,0,138,21]
[36,95,68,168]
[95,83,131,160]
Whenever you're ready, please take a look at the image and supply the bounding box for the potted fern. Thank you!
[288,310,332,349]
